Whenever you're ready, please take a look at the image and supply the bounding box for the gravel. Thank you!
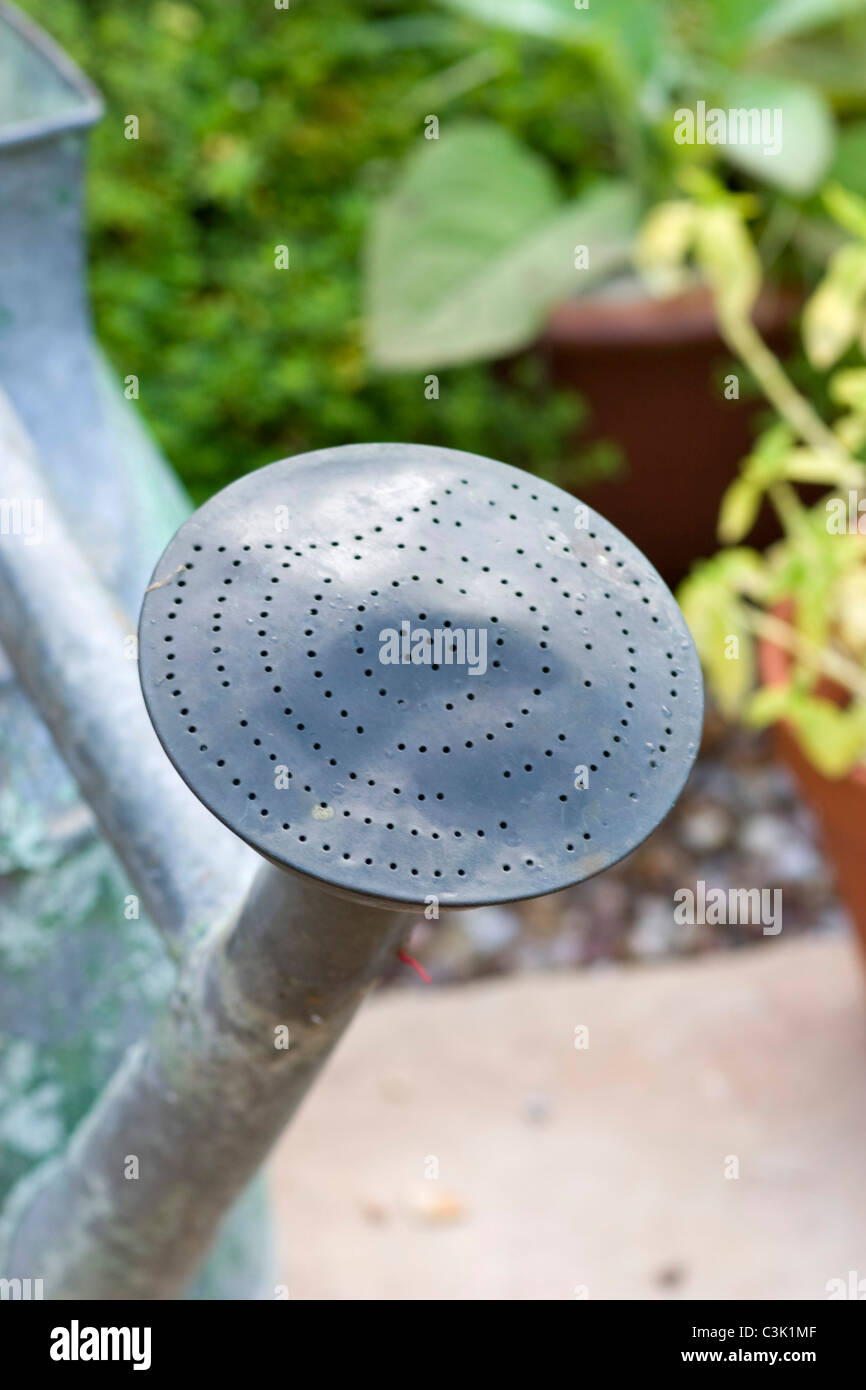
[385,714,845,989]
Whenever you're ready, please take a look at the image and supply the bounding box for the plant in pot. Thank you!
[649,180,866,955]
[364,0,866,581]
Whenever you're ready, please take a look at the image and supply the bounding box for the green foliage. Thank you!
[16,0,587,501]
[646,190,866,776]
[636,185,763,331]
[750,684,866,777]
[366,121,638,367]
[715,73,833,196]
[367,0,866,368]
[677,549,764,717]
[802,237,866,368]
[440,0,669,75]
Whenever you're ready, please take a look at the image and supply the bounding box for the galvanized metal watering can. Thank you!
[0,2,264,1298]
[0,6,702,1299]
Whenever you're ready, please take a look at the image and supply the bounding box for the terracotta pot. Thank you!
[757,619,866,960]
[539,284,799,587]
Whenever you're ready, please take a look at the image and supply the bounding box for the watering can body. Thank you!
[0,3,270,1297]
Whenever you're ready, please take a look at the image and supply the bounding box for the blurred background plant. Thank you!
[366,0,866,372]
[650,182,866,776]
[23,0,866,511]
[8,0,857,545]
[17,0,610,504]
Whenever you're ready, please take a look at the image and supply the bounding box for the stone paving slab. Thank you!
[268,935,866,1300]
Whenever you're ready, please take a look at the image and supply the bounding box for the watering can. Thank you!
[0,2,265,1298]
[0,5,702,1299]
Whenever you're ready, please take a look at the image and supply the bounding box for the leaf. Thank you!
[744,422,796,486]
[828,123,866,199]
[823,183,866,241]
[677,550,764,716]
[746,682,798,728]
[834,413,866,452]
[436,0,669,75]
[747,684,866,776]
[705,0,866,55]
[718,477,763,544]
[742,613,866,771]
[802,242,866,369]
[437,0,590,43]
[761,31,866,106]
[715,74,834,196]
[765,508,866,648]
[782,447,865,487]
[634,200,696,296]
[750,0,866,46]
[788,695,866,776]
[693,205,762,327]
[740,420,863,490]
[834,567,866,655]
[451,0,866,61]
[830,366,866,411]
[365,122,639,369]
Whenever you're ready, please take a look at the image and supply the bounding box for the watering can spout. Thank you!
[0,1,103,140]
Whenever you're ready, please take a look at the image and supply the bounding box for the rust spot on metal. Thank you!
[145,564,187,593]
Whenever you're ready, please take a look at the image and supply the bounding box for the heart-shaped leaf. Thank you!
[715,74,834,195]
[365,122,639,369]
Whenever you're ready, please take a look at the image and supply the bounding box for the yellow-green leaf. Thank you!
[823,183,866,242]
[789,696,866,777]
[834,567,866,655]
[677,554,762,717]
[782,447,865,487]
[830,366,866,411]
[802,242,866,369]
[746,682,797,729]
[718,476,762,544]
[634,201,696,296]
[694,205,761,329]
